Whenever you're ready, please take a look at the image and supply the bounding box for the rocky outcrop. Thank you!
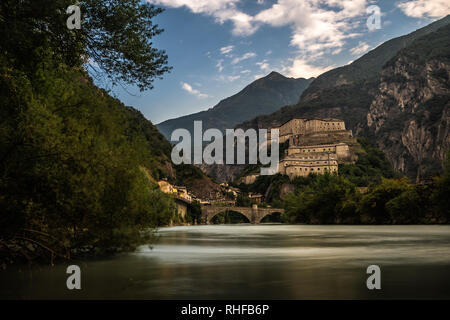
[366,42,450,181]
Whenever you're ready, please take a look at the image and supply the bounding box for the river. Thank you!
[1,225,450,299]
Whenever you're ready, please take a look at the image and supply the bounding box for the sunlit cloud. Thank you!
[181,82,209,98]
[282,58,334,79]
[148,0,257,35]
[220,45,234,55]
[397,0,450,19]
[256,60,271,72]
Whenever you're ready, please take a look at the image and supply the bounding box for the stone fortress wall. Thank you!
[287,143,351,161]
[274,118,351,144]
[275,118,355,180]
[278,153,339,178]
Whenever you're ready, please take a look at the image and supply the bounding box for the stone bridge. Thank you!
[201,205,285,224]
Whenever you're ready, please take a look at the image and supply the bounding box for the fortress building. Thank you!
[275,118,355,180]
[278,152,339,178]
[271,118,353,144]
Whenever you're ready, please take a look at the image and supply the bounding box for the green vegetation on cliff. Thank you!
[283,163,449,225]
[0,0,179,264]
[238,141,449,224]
[339,138,400,186]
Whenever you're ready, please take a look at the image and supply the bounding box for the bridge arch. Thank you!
[258,210,284,223]
[209,209,251,224]
[202,206,253,224]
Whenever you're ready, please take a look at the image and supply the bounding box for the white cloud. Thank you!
[241,69,251,74]
[216,59,224,72]
[282,58,334,79]
[149,0,369,51]
[227,75,241,81]
[254,0,367,55]
[397,0,450,18]
[215,74,242,82]
[256,60,271,72]
[231,52,256,64]
[349,41,371,56]
[181,82,209,98]
[151,0,374,80]
[220,45,234,55]
[148,0,257,35]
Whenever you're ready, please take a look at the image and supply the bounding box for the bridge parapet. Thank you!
[201,205,285,224]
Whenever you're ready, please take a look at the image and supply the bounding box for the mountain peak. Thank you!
[265,71,286,79]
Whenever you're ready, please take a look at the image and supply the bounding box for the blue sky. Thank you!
[106,0,449,124]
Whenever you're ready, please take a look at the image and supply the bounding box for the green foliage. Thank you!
[0,0,171,91]
[0,0,176,261]
[432,151,450,220]
[174,164,205,185]
[357,178,410,224]
[283,173,359,224]
[185,201,202,225]
[236,194,251,207]
[281,154,450,225]
[339,137,399,186]
[385,184,432,224]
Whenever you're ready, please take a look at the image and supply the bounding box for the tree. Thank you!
[358,178,410,224]
[386,185,429,224]
[186,201,202,225]
[0,0,171,90]
[432,150,450,221]
[0,49,176,263]
[284,173,358,224]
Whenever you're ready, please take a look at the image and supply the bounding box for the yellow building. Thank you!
[158,180,175,194]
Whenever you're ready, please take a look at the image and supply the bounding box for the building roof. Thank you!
[277,117,344,128]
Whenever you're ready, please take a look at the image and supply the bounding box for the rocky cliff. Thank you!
[365,24,450,181]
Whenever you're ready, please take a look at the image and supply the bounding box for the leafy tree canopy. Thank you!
[0,0,171,91]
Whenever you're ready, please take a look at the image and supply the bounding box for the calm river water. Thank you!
[1,225,450,299]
